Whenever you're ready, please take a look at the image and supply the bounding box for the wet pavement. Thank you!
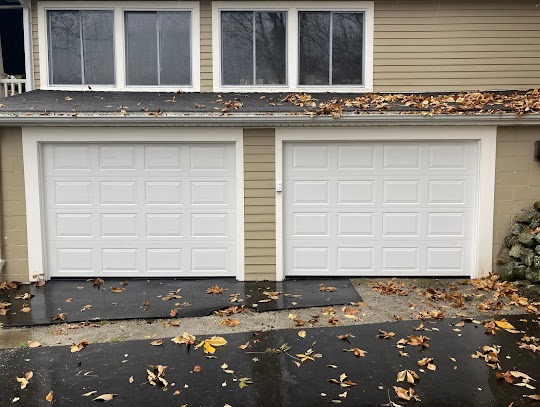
[0,278,360,327]
[0,314,538,406]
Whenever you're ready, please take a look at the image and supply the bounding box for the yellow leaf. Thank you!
[495,320,515,330]
[298,331,306,338]
[207,336,228,347]
[45,391,54,403]
[203,341,216,354]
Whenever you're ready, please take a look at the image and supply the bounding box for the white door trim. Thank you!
[275,126,497,280]
[22,127,244,281]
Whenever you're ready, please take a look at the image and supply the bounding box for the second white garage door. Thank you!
[43,143,237,277]
[284,141,478,277]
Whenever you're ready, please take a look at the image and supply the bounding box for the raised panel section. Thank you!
[429,181,466,204]
[428,213,465,236]
[100,182,137,205]
[146,214,182,237]
[144,145,182,169]
[383,145,420,169]
[99,145,136,169]
[429,144,466,169]
[191,214,228,237]
[102,249,138,271]
[292,181,329,204]
[383,213,419,236]
[147,249,182,271]
[337,213,374,236]
[190,146,226,170]
[55,182,91,205]
[56,214,92,237]
[57,249,93,271]
[383,180,420,204]
[338,181,374,204]
[52,145,91,170]
[191,181,227,205]
[337,145,374,169]
[146,182,182,205]
[292,213,329,236]
[292,248,328,271]
[337,248,373,272]
[101,214,137,237]
[427,248,463,272]
[382,248,419,271]
[292,145,328,169]
[191,248,227,271]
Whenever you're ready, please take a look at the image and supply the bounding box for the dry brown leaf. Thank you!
[298,330,306,338]
[378,330,395,339]
[45,391,54,403]
[220,317,240,327]
[150,340,163,346]
[27,341,41,348]
[206,285,226,295]
[129,376,134,384]
[319,284,337,292]
[82,391,97,397]
[17,371,33,389]
[70,341,88,353]
[239,341,251,349]
[92,393,117,402]
[171,332,196,347]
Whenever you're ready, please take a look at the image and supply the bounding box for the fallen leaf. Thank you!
[129,376,134,384]
[172,332,196,347]
[320,284,337,292]
[150,340,163,346]
[27,341,41,348]
[82,391,97,397]
[298,331,306,338]
[524,394,540,400]
[206,285,226,295]
[170,308,178,318]
[495,319,515,330]
[17,371,33,389]
[92,393,117,402]
[45,391,54,403]
[378,330,395,339]
[220,317,240,327]
[70,341,89,353]
[21,307,31,313]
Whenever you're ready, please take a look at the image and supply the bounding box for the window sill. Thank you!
[214,85,373,94]
[40,85,201,92]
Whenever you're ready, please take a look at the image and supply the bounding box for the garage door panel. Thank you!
[44,143,236,277]
[284,141,477,277]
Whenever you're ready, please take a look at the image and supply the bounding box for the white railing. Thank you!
[0,77,26,97]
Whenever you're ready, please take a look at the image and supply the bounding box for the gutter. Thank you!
[0,113,540,127]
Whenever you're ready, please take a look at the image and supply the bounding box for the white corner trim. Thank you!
[21,127,244,281]
[275,126,497,280]
[212,1,374,93]
[37,1,200,92]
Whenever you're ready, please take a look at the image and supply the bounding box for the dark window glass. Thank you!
[299,11,363,86]
[48,10,114,85]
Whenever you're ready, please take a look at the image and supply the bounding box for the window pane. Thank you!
[82,11,114,84]
[159,12,191,85]
[222,11,253,85]
[299,12,330,85]
[255,12,286,85]
[48,11,82,84]
[125,12,158,85]
[332,13,363,85]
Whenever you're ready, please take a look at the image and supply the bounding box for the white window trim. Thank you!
[22,127,245,281]
[274,126,497,281]
[212,1,374,93]
[38,1,201,92]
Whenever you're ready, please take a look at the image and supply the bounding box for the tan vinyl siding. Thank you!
[200,0,213,91]
[493,127,540,271]
[244,130,276,281]
[373,0,540,92]
[0,128,29,282]
[31,0,40,89]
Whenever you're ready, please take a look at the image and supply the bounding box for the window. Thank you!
[221,11,287,85]
[47,10,114,85]
[125,11,191,86]
[213,2,373,92]
[299,12,364,85]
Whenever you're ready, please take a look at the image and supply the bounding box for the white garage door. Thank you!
[43,143,236,277]
[284,141,478,277]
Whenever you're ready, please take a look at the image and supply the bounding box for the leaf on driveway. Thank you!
[70,341,89,353]
[92,393,117,402]
[150,340,163,346]
[319,284,337,292]
[17,371,33,389]
[45,391,54,403]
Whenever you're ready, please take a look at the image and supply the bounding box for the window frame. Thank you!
[38,1,200,92]
[212,1,374,93]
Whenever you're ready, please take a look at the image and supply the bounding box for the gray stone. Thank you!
[509,244,522,258]
[515,208,540,224]
[505,235,519,248]
[521,248,535,266]
[535,245,540,255]
[535,233,540,245]
[512,279,531,288]
[525,285,540,300]
[519,232,537,247]
[496,246,512,265]
[510,223,526,236]
[534,256,540,268]
[513,264,528,280]
[525,267,540,283]
[534,201,540,211]
[498,262,516,281]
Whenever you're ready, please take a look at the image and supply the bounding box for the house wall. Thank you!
[243,130,276,281]
[31,0,540,92]
[493,127,540,270]
[31,0,40,89]
[0,127,29,282]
